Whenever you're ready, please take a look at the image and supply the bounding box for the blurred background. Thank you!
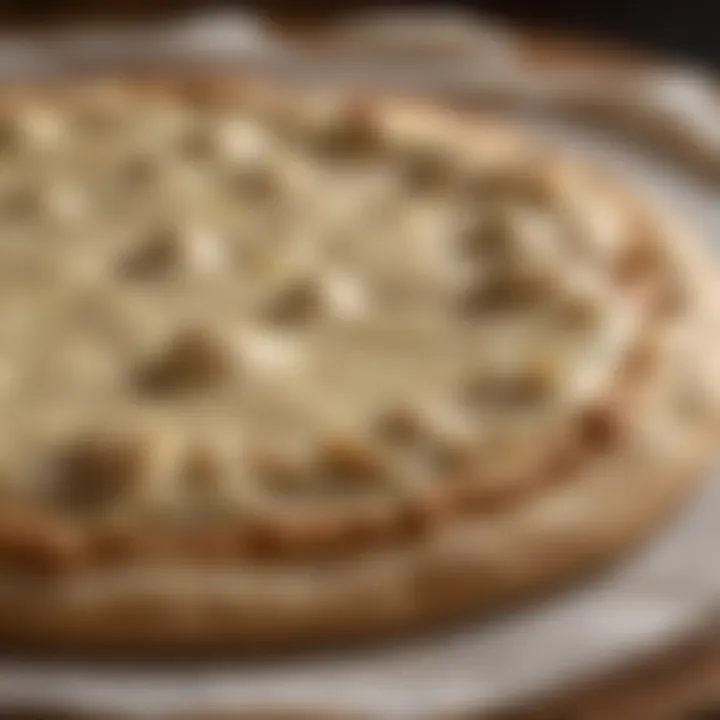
[0,1,716,67]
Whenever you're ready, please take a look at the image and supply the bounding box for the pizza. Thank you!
[0,77,715,650]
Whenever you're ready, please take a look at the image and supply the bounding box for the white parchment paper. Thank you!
[0,11,717,718]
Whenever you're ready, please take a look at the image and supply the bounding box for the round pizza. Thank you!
[0,77,716,650]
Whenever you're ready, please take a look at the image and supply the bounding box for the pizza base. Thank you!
[0,78,714,651]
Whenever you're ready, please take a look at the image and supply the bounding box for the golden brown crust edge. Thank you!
[0,394,713,653]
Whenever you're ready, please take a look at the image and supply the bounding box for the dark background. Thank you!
[481,0,720,67]
[0,1,716,68]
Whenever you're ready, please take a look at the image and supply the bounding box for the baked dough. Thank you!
[0,76,715,650]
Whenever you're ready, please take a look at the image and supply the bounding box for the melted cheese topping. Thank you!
[0,84,643,516]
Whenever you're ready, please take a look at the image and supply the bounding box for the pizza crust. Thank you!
[0,399,713,652]
[0,76,714,650]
